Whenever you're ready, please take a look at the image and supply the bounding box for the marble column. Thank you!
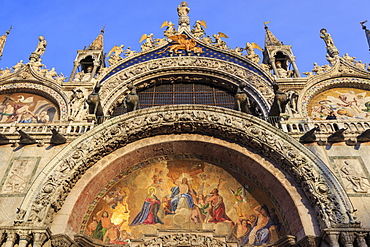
[4,231,17,247]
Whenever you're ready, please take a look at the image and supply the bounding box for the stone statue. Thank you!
[320,28,339,57]
[161,21,177,37]
[245,42,261,63]
[342,53,355,64]
[177,1,190,27]
[275,62,291,78]
[191,20,206,38]
[234,82,251,114]
[12,60,24,71]
[212,32,228,50]
[45,68,58,80]
[312,62,323,75]
[123,83,139,112]
[69,88,87,121]
[124,47,136,57]
[326,54,337,65]
[178,1,190,16]
[355,61,367,70]
[86,83,104,122]
[107,45,124,65]
[287,90,299,114]
[34,36,47,57]
[268,83,289,117]
[139,33,155,51]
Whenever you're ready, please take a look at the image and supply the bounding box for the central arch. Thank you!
[16,105,355,244]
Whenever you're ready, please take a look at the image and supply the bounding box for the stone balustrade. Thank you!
[281,118,370,134]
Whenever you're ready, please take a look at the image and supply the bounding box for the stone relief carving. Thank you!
[0,158,39,195]
[68,88,88,121]
[138,233,228,247]
[17,105,354,229]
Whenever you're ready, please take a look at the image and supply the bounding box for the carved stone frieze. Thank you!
[98,56,274,114]
[17,105,355,230]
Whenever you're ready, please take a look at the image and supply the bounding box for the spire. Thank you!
[0,27,11,60]
[360,20,370,51]
[262,22,300,78]
[264,22,282,46]
[88,27,104,50]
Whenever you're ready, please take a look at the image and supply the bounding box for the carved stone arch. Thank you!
[98,57,274,116]
[16,105,354,233]
[0,81,69,121]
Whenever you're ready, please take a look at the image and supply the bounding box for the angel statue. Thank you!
[161,21,176,37]
[191,20,207,38]
[107,45,124,65]
[245,42,262,64]
[212,32,229,50]
[124,47,137,57]
[139,33,154,51]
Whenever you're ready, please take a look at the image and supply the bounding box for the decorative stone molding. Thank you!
[17,105,355,230]
[98,56,274,116]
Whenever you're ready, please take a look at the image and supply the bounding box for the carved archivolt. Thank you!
[98,57,274,115]
[17,105,355,229]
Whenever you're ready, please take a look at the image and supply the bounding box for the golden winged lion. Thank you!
[159,34,202,54]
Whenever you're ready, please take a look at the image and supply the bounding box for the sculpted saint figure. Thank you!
[320,29,334,48]
[177,1,190,17]
[34,36,47,56]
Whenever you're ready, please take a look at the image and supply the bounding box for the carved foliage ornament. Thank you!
[17,105,354,229]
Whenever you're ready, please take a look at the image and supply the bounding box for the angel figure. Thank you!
[139,33,154,51]
[107,45,124,65]
[245,42,262,64]
[191,20,207,38]
[124,47,136,57]
[230,187,248,217]
[212,32,229,49]
[161,21,176,37]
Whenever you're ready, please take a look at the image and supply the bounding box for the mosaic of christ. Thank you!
[82,159,285,246]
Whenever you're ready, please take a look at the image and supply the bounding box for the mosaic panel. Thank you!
[80,156,285,246]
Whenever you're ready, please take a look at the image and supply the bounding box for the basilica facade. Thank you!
[0,2,370,247]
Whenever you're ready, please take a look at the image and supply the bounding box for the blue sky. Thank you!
[0,0,369,78]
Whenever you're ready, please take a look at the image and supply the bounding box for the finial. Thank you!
[264,21,270,29]
[6,26,12,35]
[101,26,105,33]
